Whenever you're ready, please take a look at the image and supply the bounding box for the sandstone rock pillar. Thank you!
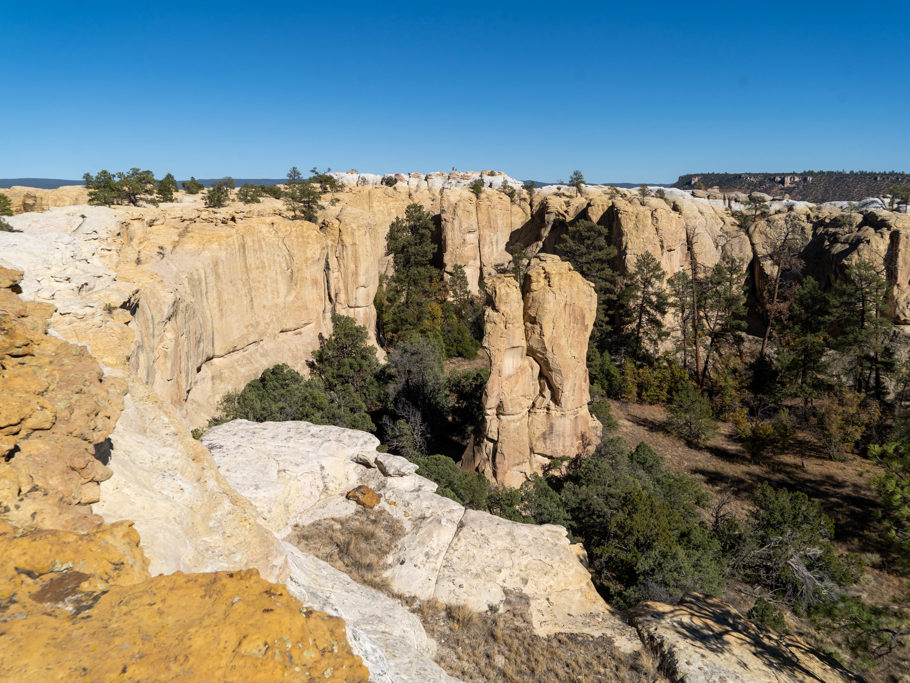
[464,255,599,486]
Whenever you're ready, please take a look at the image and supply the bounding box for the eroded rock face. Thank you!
[0,266,126,531]
[629,594,861,683]
[465,255,600,485]
[201,419,641,654]
[0,273,371,683]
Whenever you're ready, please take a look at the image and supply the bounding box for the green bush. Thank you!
[665,383,717,446]
[590,399,618,433]
[747,597,788,632]
[0,192,13,216]
[214,316,381,432]
[204,179,234,208]
[559,438,724,607]
[469,179,484,197]
[736,484,858,611]
[182,177,204,194]
[258,184,283,199]
[411,454,490,510]
[237,183,262,203]
[156,173,178,202]
[446,368,488,440]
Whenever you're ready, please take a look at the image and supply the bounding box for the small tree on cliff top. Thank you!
[284,166,323,221]
[84,168,158,206]
[568,170,585,197]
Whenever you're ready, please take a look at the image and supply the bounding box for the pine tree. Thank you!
[830,260,893,397]
[557,219,621,350]
[699,254,747,384]
[625,252,669,359]
[284,166,323,221]
[568,170,585,197]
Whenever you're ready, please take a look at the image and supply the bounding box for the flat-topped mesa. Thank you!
[464,255,600,486]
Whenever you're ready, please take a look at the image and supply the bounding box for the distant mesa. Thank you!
[674,170,910,203]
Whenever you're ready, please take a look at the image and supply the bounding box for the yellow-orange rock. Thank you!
[0,185,88,214]
[0,269,125,531]
[0,523,369,682]
[346,484,381,509]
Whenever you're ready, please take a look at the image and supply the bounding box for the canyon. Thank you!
[1,171,902,680]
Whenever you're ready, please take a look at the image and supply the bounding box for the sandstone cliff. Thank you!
[0,177,885,681]
[0,184,88,214]
[0,267,369,681]
[464,255,600,485]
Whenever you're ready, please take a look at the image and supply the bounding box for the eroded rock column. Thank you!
[465,254,599,486]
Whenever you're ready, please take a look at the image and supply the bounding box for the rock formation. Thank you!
[464,255,600,485]
[200,419,640,652]
[0,266,369,682]
[1,177,897,681]
[629,594,861,682]
[0,184,88,214]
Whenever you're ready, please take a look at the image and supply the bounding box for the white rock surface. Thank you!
[202,419,641,652]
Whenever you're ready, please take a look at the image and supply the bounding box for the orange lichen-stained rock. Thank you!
[0,266,126,532]
[346,484,381,509]
[0,522,370,682]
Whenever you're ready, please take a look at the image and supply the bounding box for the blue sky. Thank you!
[1,1,907,183]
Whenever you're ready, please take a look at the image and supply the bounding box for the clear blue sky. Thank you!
[1,1,907,183]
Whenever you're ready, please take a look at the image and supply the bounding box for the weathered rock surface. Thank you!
[201,419,641,653]
[0,523,369,683]
[0,276,371,683]
[0,184,88,214]
[629,594,861,682]
[465,255,600,485]
[92,379,455,682]
[0,266,126,531]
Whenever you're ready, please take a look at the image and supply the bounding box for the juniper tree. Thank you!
[0,193,12,216]
[156,173,178,202]
[182,176,204,194]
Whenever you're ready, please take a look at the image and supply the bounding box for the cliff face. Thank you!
[0,184,88,214]
[0,266,369,682]
[0,176,883,681]
[464,256,600,486]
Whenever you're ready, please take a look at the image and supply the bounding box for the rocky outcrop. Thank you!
[0,266,126,531]
[0,269,371,683]
[201,419,641,653]
[0,185,88,214]
[0,522,369,682]
[464,255,600,485]
[629,594,861,682]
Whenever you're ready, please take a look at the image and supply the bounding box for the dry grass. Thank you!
[408,592,661,683]
[291,508,404,592]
